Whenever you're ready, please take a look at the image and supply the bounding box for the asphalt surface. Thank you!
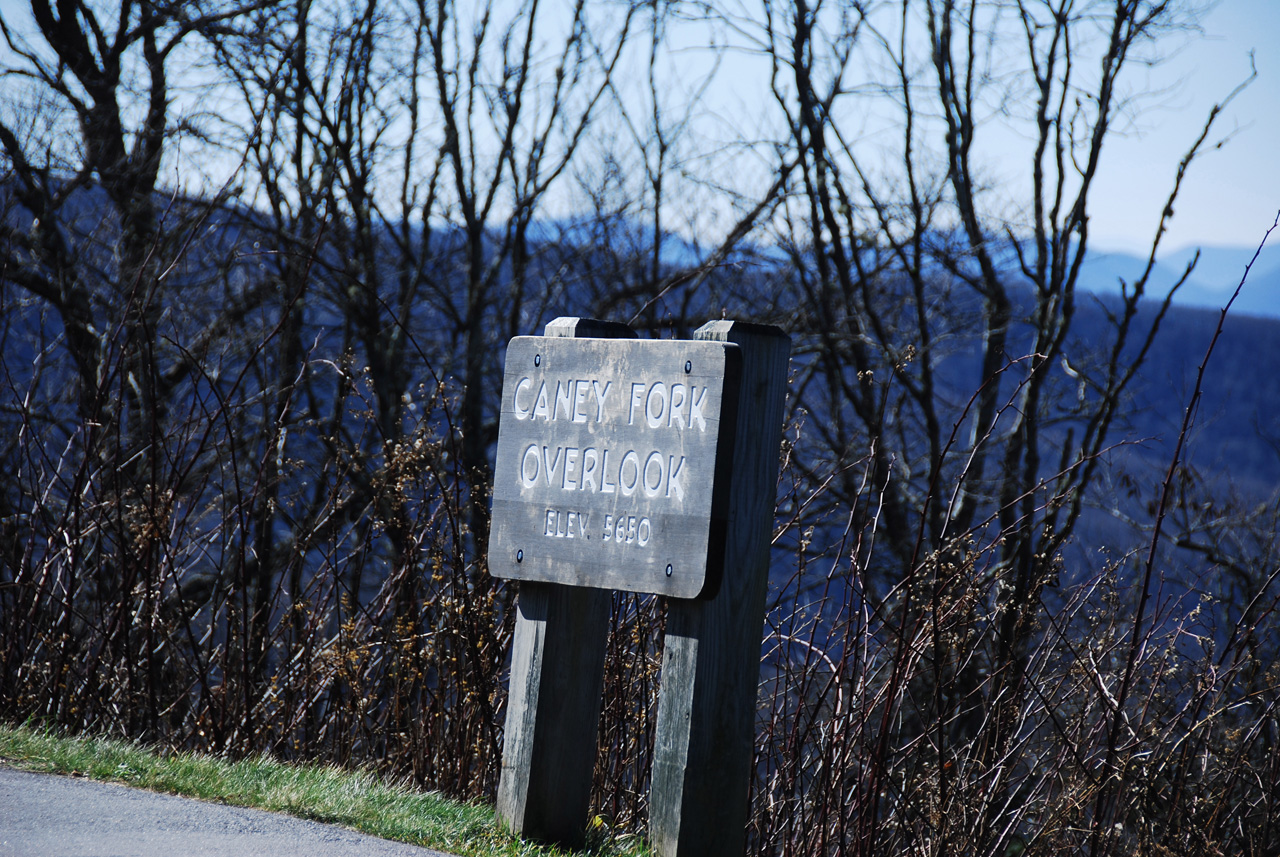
[0,766,457,857]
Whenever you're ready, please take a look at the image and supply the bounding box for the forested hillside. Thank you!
[2,1,1277,855]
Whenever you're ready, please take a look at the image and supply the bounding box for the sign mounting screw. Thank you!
[684,361,692,374]
[534,354,541,367]
[666,563,673,577]
[516,550,524,563]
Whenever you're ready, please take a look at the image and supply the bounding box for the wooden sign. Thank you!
[492,318,789,857]
[489,336,741,599]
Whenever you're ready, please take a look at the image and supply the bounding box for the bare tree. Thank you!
[0,0,273,737]
[740,0,1253,851]
[4,1,1277,852]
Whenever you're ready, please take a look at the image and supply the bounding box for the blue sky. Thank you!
[0,0,1274,257]
[1087,0,1280,254]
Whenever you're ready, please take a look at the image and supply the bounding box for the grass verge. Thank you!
[0,722,647,857]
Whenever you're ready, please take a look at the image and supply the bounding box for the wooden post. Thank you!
[495,317,634,846]
[649,321,790,857]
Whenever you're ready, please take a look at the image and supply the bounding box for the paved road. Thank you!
[0,767,456,857]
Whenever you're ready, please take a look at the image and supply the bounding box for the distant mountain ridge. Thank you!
[1079,242,1280,318]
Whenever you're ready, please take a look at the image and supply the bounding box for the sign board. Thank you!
[488,336,741,599]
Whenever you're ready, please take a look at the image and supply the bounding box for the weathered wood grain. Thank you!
[648,321,791,857]
[494,318,631,846]
[489,337,741,598]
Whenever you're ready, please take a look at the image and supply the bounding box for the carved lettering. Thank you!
[667,455,685,500]
[563,447,580,489]
[629,383,645,426]
[542,445,564,487]
[532,381,550,421]
[601,449,616,493]
[573,380,590,423]
[554,380,573,422]
[581,447,599,492]
[690,385,708,432]
[491,336,738,594]
[515,377,624,424]
[521,444,540,487]
[645,381,667,428]
[668,383,686,428]
[544,508,591,540]
[619,450,640,496]
[601,513,652,547]
[517,445,688,503]
[607,380,712,432]
[593,380,611,422]
[513,377,534,419]
[643,451,664,497]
